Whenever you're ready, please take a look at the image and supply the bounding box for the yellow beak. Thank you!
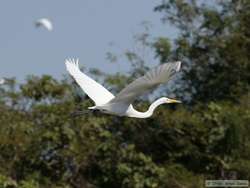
[168,99,182,103]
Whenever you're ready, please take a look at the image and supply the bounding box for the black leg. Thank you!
[70,110,90,117]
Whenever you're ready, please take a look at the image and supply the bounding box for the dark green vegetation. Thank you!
[0,1,250,187]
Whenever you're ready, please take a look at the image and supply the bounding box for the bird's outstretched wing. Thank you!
[110,61,181,104]
[65,59,115,105]
[35,18,53,31]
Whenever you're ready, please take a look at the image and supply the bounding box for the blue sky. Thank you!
[0,0,177,81]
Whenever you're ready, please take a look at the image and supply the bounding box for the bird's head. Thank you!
[163,97,182,104]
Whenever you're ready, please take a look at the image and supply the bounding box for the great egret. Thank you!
[66,59,181,118]
[35,18,53,31]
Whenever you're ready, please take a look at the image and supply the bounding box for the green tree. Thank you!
[155,0,250,103]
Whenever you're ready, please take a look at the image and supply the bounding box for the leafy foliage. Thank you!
[155,0,250,103]
[0,76,249,187]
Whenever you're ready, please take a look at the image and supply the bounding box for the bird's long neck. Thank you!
[127,98,166,118]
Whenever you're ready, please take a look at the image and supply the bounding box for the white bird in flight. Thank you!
[35,18,53,31]
[66,59,181,118]
[0,78,5,85]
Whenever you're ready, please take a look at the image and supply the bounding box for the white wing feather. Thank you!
[35,18,53,31]
[65,59,115,105]
[110,61,181,104]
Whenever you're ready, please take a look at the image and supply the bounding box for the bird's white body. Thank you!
[90,98,172,118]
[65,59,181,118]
[35,18,53,31]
